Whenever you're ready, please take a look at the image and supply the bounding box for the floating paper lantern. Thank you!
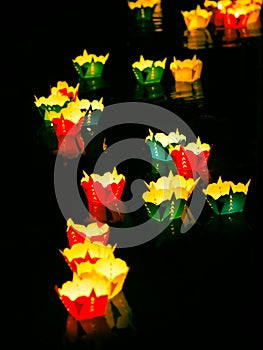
[132,55,167,84]
[46,101,86,158]
[77,97,104,137]
[170,55,203,83]
[66,218,110,247]
[204,0,233,27]
[181,5,213,30]
[235,0,262,25]
[73,50,109,79]
[64,291,133,342]
[80,167,126,223]
[142,171,199,221]
[169,136,211,181]
[55,274,110,320]
[128,0,160,21]
[50,81,80,102]
[34,81,80,118]
[246,4,262,24]
[34,90,66,152]
[34,93,68,151]
[76,257,129,299]
[224,4,250,28]
[145,128,186,175]
[77,97,104,115]
[202,176,251,214]
[34,94,70,119]
[60,239,116,273]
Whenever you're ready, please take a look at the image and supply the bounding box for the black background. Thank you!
[5,1,262,349]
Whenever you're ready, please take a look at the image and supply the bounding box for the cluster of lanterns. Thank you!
[72,50,204,86]
[56,220,130,321]
[127,0,262,50]
[127,0,262,29]
[33,0,255,331]
[143,128,250,221]
[34,81,104,158]
[203,0,262,29]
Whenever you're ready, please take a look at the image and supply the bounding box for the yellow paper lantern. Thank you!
[76,257,130,299]
[60,239,116,272]
[182,5,213,30]
[170,55,203,83]
[50,81,80,101]
[142,171,199,221]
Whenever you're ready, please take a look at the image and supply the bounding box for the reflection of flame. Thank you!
[171,79,205,103]
[105,291,135,330]
[239,19,262,37]
[133,83,167,102]
[64,291,134,345]
[183,28,214,50]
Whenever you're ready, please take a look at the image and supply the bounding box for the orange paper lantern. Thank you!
[170,55,203,83]
[181,5,213,30]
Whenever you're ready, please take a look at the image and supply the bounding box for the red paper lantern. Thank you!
[55,275,110,320]
[169,137,211,181]
[81,168,126,223]
[66,218,110,247]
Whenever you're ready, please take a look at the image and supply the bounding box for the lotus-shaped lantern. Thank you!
[202,176,251,214]
[169,136,211,181]
[76,256,129,299]
[73,50,109,79]
[132,55,167,84]
[170,55,203,83]
[55,274,110,320]
[181,5,213,30]
[145,128,187,175]
[60,239,116,273]
[142,171,199,221]
[46,101,86,158]
[80,167,126,223]
[66,218,110,247]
